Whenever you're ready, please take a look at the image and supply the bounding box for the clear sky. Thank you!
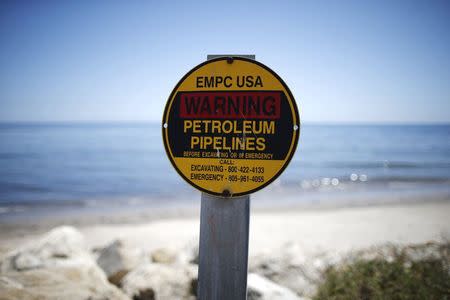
[1,0,449,123]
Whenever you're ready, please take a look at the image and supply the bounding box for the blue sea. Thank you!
[0,123,449,221]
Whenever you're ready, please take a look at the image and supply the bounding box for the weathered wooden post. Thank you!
[162,55,300,300]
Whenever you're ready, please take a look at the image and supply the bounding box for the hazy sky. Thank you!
[1,0,449,123]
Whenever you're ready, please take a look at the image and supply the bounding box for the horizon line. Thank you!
[0,120,449,126]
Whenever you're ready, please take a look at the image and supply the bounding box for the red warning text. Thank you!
[179,91,281,119]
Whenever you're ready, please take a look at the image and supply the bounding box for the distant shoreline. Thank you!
[1,183,449,224]
[0,120,449,126]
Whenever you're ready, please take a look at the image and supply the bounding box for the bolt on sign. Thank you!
[162,57,300,197]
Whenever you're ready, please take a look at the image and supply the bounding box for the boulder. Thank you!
[249,242,332,298]
[96,239,148,285]
[120,263,197,300]
[151,248,177,264]
[0,226,91,273]
[0,265,128,300]
[0,226,128,300]
[247,273,303,300]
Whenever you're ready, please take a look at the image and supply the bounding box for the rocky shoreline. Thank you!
[0,226,307,299]
[1,226,448,300]
[1,200,449,299]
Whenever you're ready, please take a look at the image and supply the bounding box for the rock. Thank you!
[0,226,90,273]
[249,243,331,298]
[0,226,128,300]
[96,239,148,285]
[190,277,198,297]
[0,265,129,300]
[132,288,155,300]
[151,248,177,264]
[120,263,197,300]
[0,276,24,289]
[247,273,303,300]
[13,253,42,271]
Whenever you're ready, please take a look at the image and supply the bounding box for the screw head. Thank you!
[222,189,231,197]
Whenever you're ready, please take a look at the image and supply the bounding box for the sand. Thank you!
[2,200,447,259]
[0,196,448,264]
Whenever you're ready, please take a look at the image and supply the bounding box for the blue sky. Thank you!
[1,0,449,123]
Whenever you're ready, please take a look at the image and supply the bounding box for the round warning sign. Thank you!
[162,57,300,197]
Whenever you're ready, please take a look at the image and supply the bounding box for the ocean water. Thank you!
[0,123,449,217]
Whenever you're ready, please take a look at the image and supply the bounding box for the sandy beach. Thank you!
[63,199,450,253]
[2,199,449,257]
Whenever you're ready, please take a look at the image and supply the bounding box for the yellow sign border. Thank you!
[162,57,300,197]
